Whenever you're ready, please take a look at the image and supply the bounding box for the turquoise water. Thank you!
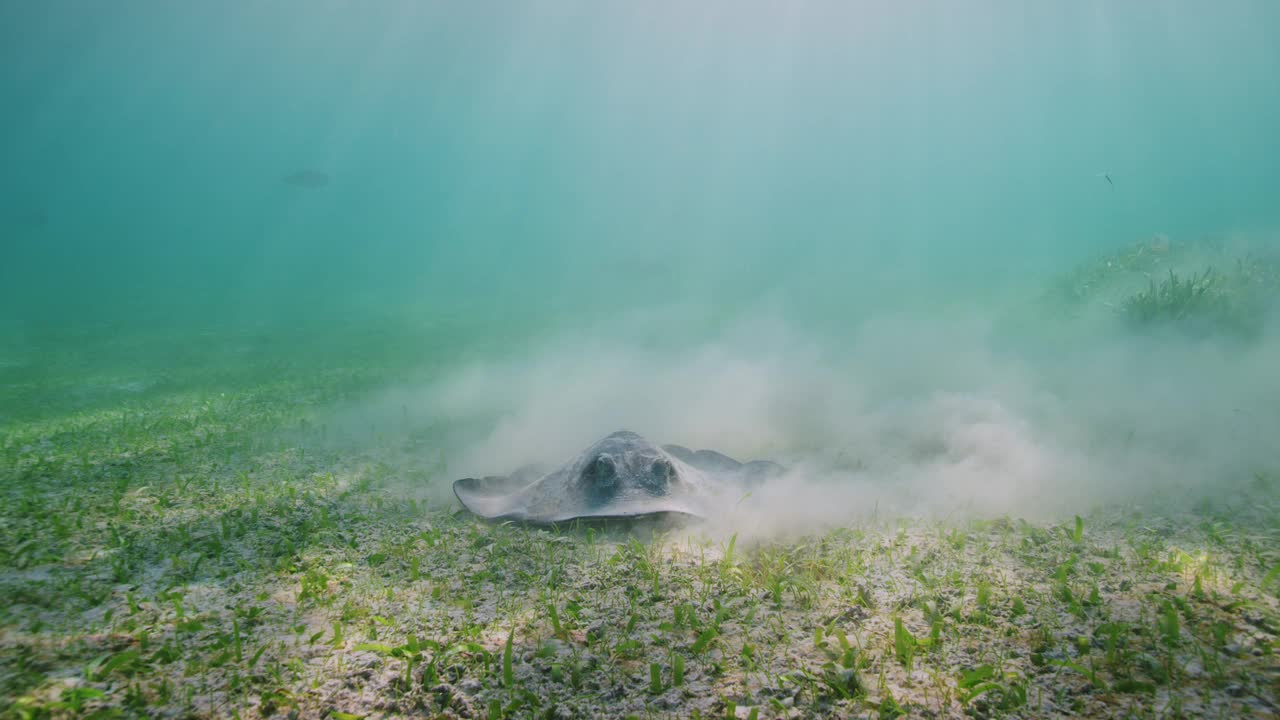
[5,3,1277,324]
[2,3,1278,509]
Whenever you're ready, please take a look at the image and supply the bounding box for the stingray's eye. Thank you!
[650,460,676,484]
[584,455,616,485]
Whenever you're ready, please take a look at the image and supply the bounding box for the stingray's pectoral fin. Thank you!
[452,475,529,519]
[661,444,696,464]
[663,444,745,473]
[738,460,786,489]
[509,464,548,484]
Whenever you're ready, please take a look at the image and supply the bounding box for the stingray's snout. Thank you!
[644,459,676,495]
[584,455,617,485]
[579,453,679,507]
[582,454,618,505]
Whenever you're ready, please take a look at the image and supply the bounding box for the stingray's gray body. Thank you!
[452,430,782,524]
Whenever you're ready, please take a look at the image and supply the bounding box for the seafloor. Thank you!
[1,308,1278,720]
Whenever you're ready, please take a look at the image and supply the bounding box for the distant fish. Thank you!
[1096,171,1113,187]
[282,169,330,189]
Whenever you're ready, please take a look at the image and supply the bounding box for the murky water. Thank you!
[2,2,1278,511]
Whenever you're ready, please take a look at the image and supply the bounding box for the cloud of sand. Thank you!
[345,296,1279,537]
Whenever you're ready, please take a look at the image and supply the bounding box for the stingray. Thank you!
[452,430,783,524]
[282,169,330,188]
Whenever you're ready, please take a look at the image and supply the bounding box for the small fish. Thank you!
[282,169,330,188]
[1096,171,1113,187]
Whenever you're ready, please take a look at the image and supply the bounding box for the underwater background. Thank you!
[2,1,1278,513]
[5,5,1280,717]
